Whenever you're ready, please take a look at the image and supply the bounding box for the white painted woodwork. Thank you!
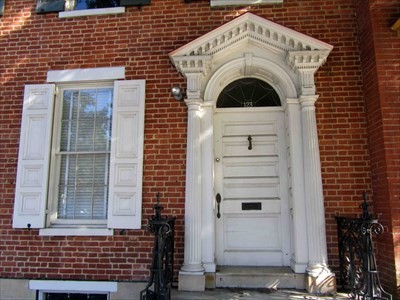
[46,67,125,83]
[201,103,216,273]
[14,68,145,233]
[13,85,55,228]
[211,0,283,7]
[108,80,145,229]
[169,13,334,285]
[181,99,204,273]
[285,99,309,273]
[214,111,290,266]
[300,96,329,270]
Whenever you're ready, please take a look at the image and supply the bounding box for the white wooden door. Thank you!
[214,110,290,266]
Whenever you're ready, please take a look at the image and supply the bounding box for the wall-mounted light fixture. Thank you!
[171,86,185,101]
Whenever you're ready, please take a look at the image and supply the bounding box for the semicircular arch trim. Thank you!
[204,56,298,106]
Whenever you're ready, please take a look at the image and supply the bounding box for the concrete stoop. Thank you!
[215,266,305,290]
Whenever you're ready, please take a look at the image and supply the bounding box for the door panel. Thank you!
[225,214,281,250]
[222,136,279,157]
[215,111,290,266]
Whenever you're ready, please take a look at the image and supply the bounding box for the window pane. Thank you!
[216,78,281,108]
[61,88,112,152]
[45,293,107,300]
[58,154,109,220]
[75,0,120,10]
[57,87,112,221]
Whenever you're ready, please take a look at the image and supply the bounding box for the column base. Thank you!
[305,266,336,295]
[178,271,205,292]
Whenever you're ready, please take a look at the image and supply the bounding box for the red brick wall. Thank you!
[354,0,400,296]
[0,0,382,287]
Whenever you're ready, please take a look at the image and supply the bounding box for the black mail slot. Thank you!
[242,202,262,210]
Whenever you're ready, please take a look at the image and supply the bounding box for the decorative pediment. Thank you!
[169,12,333,76]
[170,12,333,99]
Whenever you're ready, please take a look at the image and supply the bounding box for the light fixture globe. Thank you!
[171,86,184,101]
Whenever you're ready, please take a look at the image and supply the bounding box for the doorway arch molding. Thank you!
[169,12,336,294]
[203,55,297,105]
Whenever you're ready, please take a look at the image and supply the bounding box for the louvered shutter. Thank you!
[36,0,64,13]
[108,80,145,229]
[13,85,55,228]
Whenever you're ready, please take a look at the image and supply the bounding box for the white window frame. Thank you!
[59,6,125,18]
[210,0,283,7]
[47,82,114,228]
[13,67,145,236]
[30,280,117,300]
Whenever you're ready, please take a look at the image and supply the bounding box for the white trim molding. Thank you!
[59,7,125,18]
[39,228,113,236]
[29,280,117,293]
[211,0,283,7]
[47,67,125,83]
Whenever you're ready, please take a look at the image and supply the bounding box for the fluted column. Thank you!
[178,72,206,291]
[300,95,335,294]
[181,98,204,273]
[201,102,216,273]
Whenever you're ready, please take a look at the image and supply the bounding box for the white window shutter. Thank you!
[13,84,55,228]
[108,80,145,229]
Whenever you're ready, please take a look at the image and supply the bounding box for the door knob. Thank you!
[215,157,220,162]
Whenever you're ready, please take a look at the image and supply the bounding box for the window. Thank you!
[13,67,145,235]
[67,0,120,10]
[36,0,150,14]
[49,84,113,226]
[216,78,281,108]
[30,280,116,299]
[41,292,108,300]
[0,0,4,16]
[210,0,283,7]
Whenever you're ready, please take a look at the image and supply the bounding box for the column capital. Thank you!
[169,55,211,100]
[169,55,212,77]
[185,99,203,110]
[185,72,203,100]
[286,50,330,71]
[286,50,330,96]
[299,95,319,108]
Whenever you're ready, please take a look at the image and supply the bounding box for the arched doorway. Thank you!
[169,12,335,293]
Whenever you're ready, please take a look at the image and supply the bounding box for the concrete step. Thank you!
[215,266,305,290]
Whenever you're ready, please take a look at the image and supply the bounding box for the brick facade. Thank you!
[354,0,400,296]
[0,0,398,296]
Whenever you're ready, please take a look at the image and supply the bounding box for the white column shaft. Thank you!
[201,103,216,272]
[300,96,328,270]
[181,100,204,273]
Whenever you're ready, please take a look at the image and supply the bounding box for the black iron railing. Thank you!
[140,193,175,300]
[336,193,392,299]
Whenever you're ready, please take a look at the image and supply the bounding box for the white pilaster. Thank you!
[201,102,216,274]
[285,98,308,273]
[300,95,336,294]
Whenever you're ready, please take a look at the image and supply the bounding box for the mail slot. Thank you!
[242,202,262,210]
